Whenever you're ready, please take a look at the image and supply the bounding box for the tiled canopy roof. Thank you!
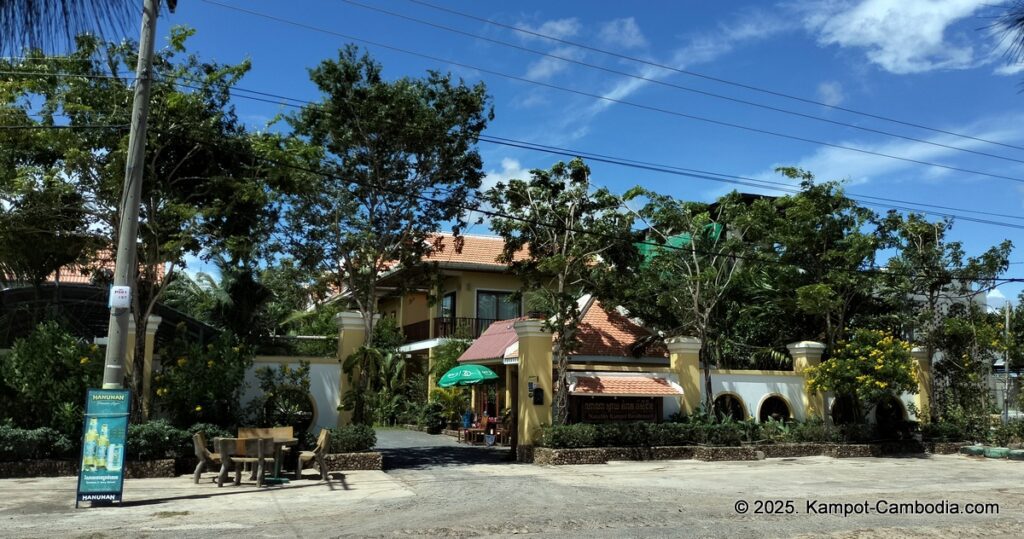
[457,319,522,363]
[569,375,683,396]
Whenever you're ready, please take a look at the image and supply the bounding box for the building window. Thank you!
[441,292,456,319]
[476,291,520,321]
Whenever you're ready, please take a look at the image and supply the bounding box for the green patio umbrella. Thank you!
[437,364,499,387]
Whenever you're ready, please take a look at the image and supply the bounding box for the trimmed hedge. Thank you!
[0,425,75,461]
[327,424,376,453]
[539,418,948,449]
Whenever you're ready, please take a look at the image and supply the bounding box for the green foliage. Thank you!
[0,321,102,436]
[416,401,445,433]
[541,423,598,448]
[327,424,376,453]
[430,387,469,426]
[990,420,1024,447]
[0,424,74,461]
[805,329,917,415]
[485,158,633,424]
[429,338,472,378]
[126,420,190,461]
[154,331,252,428]
[249,361,313,432]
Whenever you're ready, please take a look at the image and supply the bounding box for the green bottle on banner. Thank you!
[83,418,99,470]
[95,424,110,471]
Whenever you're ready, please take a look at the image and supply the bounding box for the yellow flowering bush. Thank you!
[805,329,917,416]
[153,331,252,427]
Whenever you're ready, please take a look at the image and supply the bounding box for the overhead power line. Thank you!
[7,67,1024,230]
[341,0,1024,167]
[404,0,1024,154]
[147,125,1024,285]
[162,79,1024,230]
[198,0,1024,187]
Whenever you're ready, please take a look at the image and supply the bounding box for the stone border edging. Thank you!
[322,451,383,470]
[532,441,968,465]
[0,459,177,479]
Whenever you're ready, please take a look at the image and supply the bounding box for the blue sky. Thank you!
[170,0,1024,302]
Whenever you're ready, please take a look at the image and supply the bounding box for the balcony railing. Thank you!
[402,316,503,343]
[435,317,498,340]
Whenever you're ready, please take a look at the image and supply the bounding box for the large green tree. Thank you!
[613,189,759,413]
[485,158,633,424]
[285,45,491,424]
[880,211,1012,420]
[1,29,295,410]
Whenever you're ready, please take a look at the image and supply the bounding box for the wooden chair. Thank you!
[215,437,275,487]
[192,432,221,484]
[297,428,330,482]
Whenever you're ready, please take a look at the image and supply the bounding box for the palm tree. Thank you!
[0,0,144,54]
[999,1,1024,74]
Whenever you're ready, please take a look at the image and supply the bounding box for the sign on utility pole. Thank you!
[100,0,161,390]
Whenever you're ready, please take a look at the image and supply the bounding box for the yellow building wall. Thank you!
[402,292,430,325]
[437,271,524,318]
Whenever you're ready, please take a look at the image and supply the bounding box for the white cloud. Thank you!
[599,17,648,49]
[577,11,792,124]
[817,81,845,106]
[482,158,529,194]
[524,46,581,80]
[796,0,987,74]
[995,62,1024,76]
[515,17,581,41]
[741,113,1024,192]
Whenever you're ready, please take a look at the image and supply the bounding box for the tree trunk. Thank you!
[701,338,714,414]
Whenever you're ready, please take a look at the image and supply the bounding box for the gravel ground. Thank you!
[2,430,1023,538]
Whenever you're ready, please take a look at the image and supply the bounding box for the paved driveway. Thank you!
[375,428,511,470]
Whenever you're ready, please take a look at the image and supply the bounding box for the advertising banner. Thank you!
[75,389,130,507]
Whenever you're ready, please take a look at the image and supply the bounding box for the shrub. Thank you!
[991,420,1024,447]
[154,330,252,428]
[0,424,74,461]
[327,424,376,453]
[0,321,103,436]
[417,402,445,434]
[789,419,839,443]
[649,423,694,446]
[186,422,231,442]
[127,420,189,461]
[541,424,598,448]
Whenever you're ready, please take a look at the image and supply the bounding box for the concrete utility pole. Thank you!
[101,0,161,389]
[1004,302,1011,425]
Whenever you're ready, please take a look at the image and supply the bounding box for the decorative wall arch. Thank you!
[757,393,793,423]
[713,392,747,421]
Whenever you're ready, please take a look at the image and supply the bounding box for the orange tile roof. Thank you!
[570,375,683,396]
[424,234,528,268]
[575,299,666,358]
[41,250,166,285]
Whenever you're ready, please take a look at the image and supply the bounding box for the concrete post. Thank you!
[514,319,551,456]
[666,337,702,416]
[141,315,161,419]
[911,347,932,420]
[788,341,827,420]
[336,311,372,426]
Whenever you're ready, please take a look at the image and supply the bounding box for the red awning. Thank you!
[569,375,683,397]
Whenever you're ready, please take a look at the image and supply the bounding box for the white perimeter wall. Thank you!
[709,371,807,420]
[242,357,340,433]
